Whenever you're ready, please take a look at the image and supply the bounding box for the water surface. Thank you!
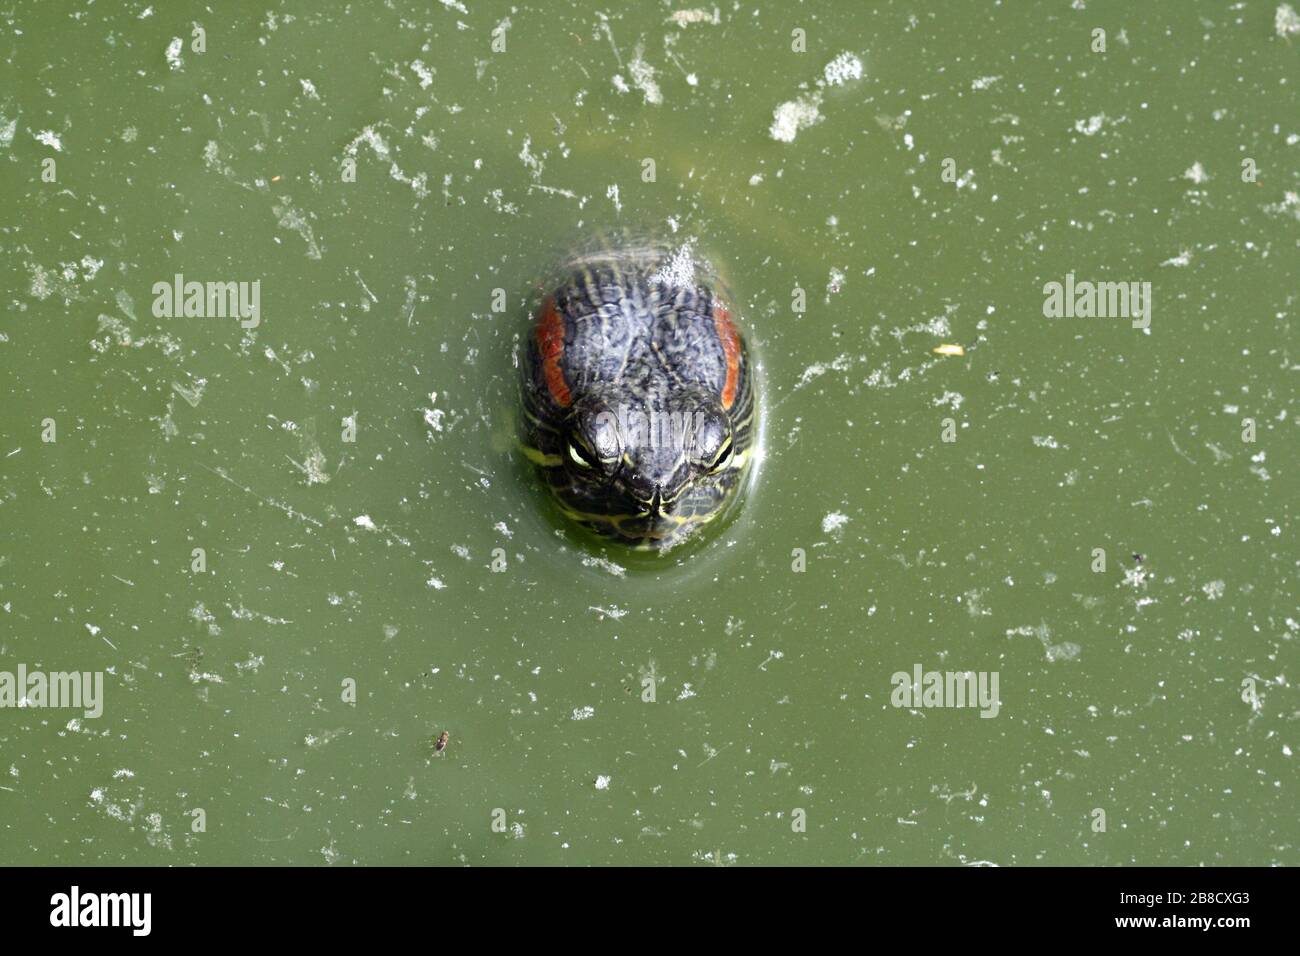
[0,0,1296,865]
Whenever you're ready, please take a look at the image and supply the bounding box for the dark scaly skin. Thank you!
[520,244,755,551]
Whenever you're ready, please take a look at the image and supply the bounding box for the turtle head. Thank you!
[560,386,742,549]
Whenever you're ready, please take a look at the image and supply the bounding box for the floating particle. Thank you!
[822,512,849,534]
[769,94,823,142]
[823,52,863,86]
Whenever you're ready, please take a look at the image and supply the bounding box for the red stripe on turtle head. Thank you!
[536,297,572,407]
[712,302,741,409]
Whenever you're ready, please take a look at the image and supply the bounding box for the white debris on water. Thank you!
[189,602,220,636]
[389,164,429,198]
[299,78,320,99]
[1276,3,1300,37]
[289,438,330,485]
[1202,579,1226,600]
[410,60,434,89]
[770,52,863,142]
[822,512,849,535]
[426,576,447,590]
[650,242,697,288]
[1182,161,1209,184]
[0,116,16,148]
[1007,622,1080,662]
[1074,114,1107,136]
[971,75,1001,91]
[1262,191,1300,222]
[272,198,323,259]
[1160,249,1193,268]
[571,706,595,721]
[582,555,627,577]
[769,93,823,142]
[422,392,446,434]
[165,36,184,71]
[88,785,172,848]
[894,310,956,343]
[1121,565,1149,590]
[964,589,991,618]
[1040,642,1081,665]
[346,125,390,162]
[79,255,103,280]
[612,74,630,94]
[305,728,345,750]
[823,52,863,86]
[518,136,543,179]
[589,605,627,620]
[606,183,621,212]
[796,353,852,387]
[171,379,205,407]
[353,514,377,531]
[29,263,76,302]
[346,124,425,196]
[228,603,292,626]
[826,267,846,299]
[594,774,611,790]
[234,655,264,673]
[92,313,180,356]
[34,130,63,151]
[668,8,720,27]
[628,47,662,105]
[438,0,469,13]
[202,140,238,180]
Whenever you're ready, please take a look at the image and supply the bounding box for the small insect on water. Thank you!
[434,730,450,754]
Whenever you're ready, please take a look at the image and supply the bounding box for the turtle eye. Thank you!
[568,438,596,469]
[691,410,730,469]
[706,439,734,474]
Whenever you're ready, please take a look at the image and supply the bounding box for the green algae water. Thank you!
[0,0,1296,866]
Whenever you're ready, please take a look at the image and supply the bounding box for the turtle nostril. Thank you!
[629,484,664,515]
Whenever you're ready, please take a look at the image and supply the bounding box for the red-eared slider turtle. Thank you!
[520,243,755,551]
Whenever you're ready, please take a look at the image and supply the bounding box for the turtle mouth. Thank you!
[607,474,737,544]
[551,496,721,550]
[612,500,722,546]
[546,460,741,549]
